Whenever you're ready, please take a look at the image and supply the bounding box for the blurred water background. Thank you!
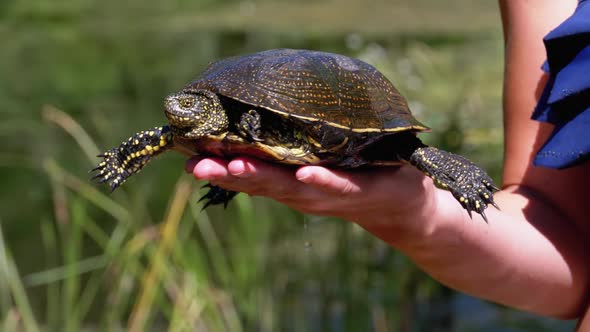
[0,0,576,331]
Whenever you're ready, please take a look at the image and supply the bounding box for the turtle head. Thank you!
[164,89,229,138]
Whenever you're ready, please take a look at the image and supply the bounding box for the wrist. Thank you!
[352,175,444,249]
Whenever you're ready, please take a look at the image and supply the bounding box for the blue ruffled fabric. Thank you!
[532,0,590,168]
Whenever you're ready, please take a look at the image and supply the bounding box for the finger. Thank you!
[185,156,204,173]
[227,158,258,178]
[223,158,310,198]
[296,166,362,196]
[191,158,231,180]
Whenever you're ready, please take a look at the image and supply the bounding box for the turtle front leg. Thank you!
[409,147,499,222]
[91,126,174,191]
[238,109,264,142]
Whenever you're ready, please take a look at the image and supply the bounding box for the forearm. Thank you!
[357,183,590,318]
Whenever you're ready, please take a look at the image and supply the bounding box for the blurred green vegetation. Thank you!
[0,0,576,331]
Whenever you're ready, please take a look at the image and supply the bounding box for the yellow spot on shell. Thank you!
[146,145,153,151]
[153,145,160,152]
[141,149,147,156]
[159,140,167,147]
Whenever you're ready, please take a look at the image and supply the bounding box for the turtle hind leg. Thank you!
[409,146,499,221]
[91,125,173,191]
[199,184,238,209]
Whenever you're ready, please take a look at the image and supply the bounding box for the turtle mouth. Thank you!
[169,124,192,137]
[165,111,196,128]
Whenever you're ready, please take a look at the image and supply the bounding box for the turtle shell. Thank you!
[185,49,429,133]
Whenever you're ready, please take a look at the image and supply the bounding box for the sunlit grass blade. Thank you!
[22,255,109,287]
[1,308,19,331]
[42,104,101,163]
[128,178,192,332]
[188,194,231,285]
[43,158,131,223]
[168,203,234,331]
[40,218,60,330]
[167,275,206,332]
[0,224,41,332]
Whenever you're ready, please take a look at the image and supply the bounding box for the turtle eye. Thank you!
[179,98,195,109]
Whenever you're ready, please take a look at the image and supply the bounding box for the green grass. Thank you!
[0,0,576,331]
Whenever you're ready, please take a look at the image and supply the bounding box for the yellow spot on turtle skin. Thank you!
[140,149,147,156]
[149,131,155,136]
[153,145,160,152]
[146,145,153,151]
[475,201,481,209]
[459,197,466,203]
[159,140,167,147]
[131,152,136,158]
[484,193,489,199]
[134,140,139,145]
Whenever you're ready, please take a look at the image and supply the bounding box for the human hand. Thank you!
[185,157,445,239]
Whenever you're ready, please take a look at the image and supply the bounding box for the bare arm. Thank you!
[500,0,590,229]
[186,0,590,318]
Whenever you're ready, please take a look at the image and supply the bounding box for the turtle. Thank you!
[92,49,499,220]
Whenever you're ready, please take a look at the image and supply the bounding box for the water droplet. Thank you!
[303,214,312,251]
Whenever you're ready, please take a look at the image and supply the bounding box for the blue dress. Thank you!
[532,0,590,168]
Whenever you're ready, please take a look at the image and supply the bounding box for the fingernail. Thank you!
[296,169,312,183]
[232,170,250,178]
[229,160,251,178]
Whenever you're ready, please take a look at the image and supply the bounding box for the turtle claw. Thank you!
[410,147,499,222]
[199,184,238,209]
[480,210,488,223]
[456,191,490,223]
[238,109,264,142]
[90,148,128,191]
[489,200,500,210]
